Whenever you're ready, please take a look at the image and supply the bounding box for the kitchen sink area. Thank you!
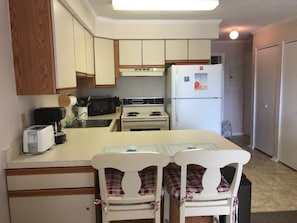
[71,119,112,128]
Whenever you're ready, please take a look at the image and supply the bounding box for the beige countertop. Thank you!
[5,113,242,169]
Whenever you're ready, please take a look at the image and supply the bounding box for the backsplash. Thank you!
[79,76,165,98]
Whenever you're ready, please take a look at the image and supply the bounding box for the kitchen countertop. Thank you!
[5,113,242,169]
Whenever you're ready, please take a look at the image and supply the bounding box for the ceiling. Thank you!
[85,0,297,40]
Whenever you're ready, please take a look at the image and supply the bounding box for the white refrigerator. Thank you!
[165,64,223,134]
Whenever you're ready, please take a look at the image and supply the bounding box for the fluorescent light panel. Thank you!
[112,0,219,11]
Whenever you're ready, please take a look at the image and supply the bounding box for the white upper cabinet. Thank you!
[73,19,87,73]
[142,40,165,65]
[119,40,142,66]
[119,40,165,66]
[165,40,188,60]
[52,0,76,89]
[73,19,94,75]
[188,40,211,60]
[94,38,115,85]
[165,39,211,61]
[85,30,94,75]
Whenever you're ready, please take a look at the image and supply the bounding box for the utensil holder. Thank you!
[78,107,88,120]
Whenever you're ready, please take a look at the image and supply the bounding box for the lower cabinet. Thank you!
[6,166,97,223]
[9,194,96,223]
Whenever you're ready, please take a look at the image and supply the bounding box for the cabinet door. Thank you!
[279,40,297,170]
[9,0,56,95]
[73,19,87,73]
[85,30,95,75]
[165,40,188,60]
[254,45,278,156]
[9,194,96,223]
[188,40,211,60]
[142,40,165,65]
[52,0,76,89]
[119,40,142,65]
[95,38,115,85]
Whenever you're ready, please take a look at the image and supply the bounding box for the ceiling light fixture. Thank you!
[229,30,239,40]
[112,0,219,11]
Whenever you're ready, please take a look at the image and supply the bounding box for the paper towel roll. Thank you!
[58,95,77,107]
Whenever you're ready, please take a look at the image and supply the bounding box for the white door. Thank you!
[171,98,222,134]
[254,45,278,156]
[172,64,223,98]
[279,40,297,170]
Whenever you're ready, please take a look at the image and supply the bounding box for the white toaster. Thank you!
[23,125,55,154]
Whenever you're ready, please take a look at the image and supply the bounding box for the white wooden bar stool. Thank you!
[91,151,170,223]
[163,149,251,223]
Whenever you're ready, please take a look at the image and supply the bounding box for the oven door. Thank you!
[121,119,169,131]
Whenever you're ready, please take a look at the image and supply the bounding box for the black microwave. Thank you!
[88,96,120,116]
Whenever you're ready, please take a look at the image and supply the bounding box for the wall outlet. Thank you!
[21,113,26,129]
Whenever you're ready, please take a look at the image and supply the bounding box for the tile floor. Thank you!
[229,135,297,213]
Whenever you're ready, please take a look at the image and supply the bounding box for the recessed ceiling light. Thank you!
[112,0,219,11]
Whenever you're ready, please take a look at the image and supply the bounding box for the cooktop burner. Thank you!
[127,112,139,117]
[150,111,161,116]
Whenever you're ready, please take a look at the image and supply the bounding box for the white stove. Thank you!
[121,98,169,131]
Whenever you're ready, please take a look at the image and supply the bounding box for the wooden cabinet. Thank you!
[165,39,211,63]
[119,40,165,67]
[9,0,77,95]
[6,166,97,223]
[94,38,116,86]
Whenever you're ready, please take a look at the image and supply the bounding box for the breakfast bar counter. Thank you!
[5,129,248,223]
[5,128,242,169]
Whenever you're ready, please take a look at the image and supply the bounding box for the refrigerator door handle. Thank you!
[174,103,178,125]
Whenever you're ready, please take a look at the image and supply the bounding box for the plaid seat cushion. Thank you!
[105,167,158,196]
[164,168,230,199]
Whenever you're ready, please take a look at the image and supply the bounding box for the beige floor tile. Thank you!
[229,136,297,213]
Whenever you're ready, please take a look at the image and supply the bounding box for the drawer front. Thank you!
[7,172,95,190]
[6,166,95,191]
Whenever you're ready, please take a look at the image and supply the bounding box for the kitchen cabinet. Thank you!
[119,40,142,66]
[119,40,165,67]
[73,19,87,74]
[165,39,211,63]
[73,19,95,75]
[9,0,77,95]
[6,166,97,223]
[165,40,188,61]
[85,31,95,75]
[94,38,116,86]
[188,40,211,60]
[52,0,77,90]
[142,40,165,65]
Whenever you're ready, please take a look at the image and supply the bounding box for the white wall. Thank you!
[0,0,19,221]
[0,1,60,222]
[212,40,253,136]
[252,18,297,159]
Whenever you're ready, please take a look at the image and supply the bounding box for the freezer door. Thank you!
[172,64,223,98]
[171,98,222,134]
